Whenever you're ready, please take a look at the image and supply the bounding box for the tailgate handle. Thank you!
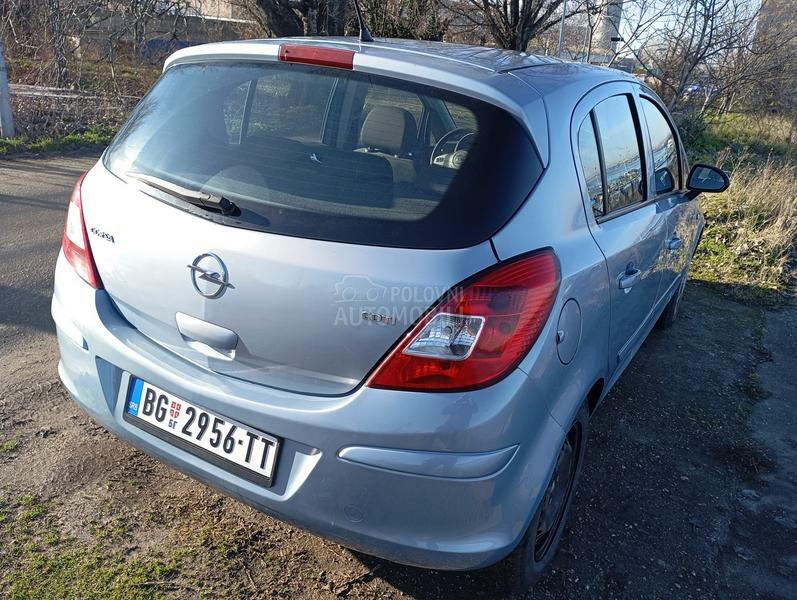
[175,312,239,351]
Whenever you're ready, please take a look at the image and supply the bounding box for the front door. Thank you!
[638,94,698,302]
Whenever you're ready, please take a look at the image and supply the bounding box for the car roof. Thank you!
[165,37,632,90]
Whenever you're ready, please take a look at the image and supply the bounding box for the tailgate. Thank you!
[82,165,496,395]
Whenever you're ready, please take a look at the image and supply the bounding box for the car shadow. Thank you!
[351,550,523,598]
[0,284,56,337]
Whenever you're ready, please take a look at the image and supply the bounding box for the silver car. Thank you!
[52,37,729,588]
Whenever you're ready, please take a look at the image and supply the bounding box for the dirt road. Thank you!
[1,154,795,598]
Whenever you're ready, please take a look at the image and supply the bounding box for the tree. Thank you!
[443,0,576,51]
[232,0,348,37]
[235,0,447,39]
[622,0,797,115]
[359,0,448,39]
[602,0,676,67]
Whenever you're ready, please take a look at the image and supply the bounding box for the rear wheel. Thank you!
[506,406,588,593]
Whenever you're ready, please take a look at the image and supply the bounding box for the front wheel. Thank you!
[505,405,589,593]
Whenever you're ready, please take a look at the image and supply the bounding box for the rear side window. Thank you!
[641,98,680,195]
[592,95,645,213]
[577,115,604,218]
[104,62,542,249]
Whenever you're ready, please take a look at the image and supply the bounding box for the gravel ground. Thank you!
[1,154,795,599]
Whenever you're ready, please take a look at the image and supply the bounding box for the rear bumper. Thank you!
[52,252,565,570]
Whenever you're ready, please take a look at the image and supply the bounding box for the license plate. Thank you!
[124,378,280,487]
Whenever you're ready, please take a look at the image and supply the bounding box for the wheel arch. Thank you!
[586,377,605,415]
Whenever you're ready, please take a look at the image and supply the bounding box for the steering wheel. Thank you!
[430,127,476,167]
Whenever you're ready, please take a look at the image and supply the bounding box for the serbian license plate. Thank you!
[124,378,279,487]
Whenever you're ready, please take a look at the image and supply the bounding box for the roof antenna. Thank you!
[352,0,374,43]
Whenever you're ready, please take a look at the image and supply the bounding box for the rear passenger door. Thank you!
[573,85,667,373]
[636,91,698,301]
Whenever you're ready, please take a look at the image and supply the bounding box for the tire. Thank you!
[656,271,688,330]
[505,405,589,594]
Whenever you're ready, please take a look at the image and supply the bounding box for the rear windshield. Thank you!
[104,61,542,249]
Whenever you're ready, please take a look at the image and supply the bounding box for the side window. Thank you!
[362,83,423,144]
[248,70,336,143]
[446,101,477,130]
[364,84,424,123]
[593,95,645,212]
[429,100,477,145]
[222,81,249,144]
[577,115,605,218]
[641,97,680,195]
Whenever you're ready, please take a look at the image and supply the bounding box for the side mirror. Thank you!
[686,164,730,197]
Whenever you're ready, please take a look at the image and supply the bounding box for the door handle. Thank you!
[618,268,641,289]
[666,237,683,251]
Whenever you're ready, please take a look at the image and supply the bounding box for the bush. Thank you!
[672,108,708,147]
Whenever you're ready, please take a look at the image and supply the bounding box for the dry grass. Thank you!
[706,113,795,156]
[691,150,797,301]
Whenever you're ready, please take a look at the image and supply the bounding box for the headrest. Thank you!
[360,106,417,155]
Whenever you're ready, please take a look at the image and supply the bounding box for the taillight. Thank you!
[367,249,560,392]
[62,172,102,289]
[278,44,355,70]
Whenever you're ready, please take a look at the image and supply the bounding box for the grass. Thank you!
[690,112,795,164]
[688,112,797,303]
[0,491,190,600]
[5,543,187,600]
[16,494,49,522]
[0,126,117,157]
[0,439,21,454]
[0,486,275,599]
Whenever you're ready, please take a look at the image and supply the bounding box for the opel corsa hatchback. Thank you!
[52,37,729,588]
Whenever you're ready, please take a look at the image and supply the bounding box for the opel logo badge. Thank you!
[187,253,233,299]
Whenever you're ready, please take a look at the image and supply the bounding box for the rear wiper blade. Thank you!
[126,172,238,215]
